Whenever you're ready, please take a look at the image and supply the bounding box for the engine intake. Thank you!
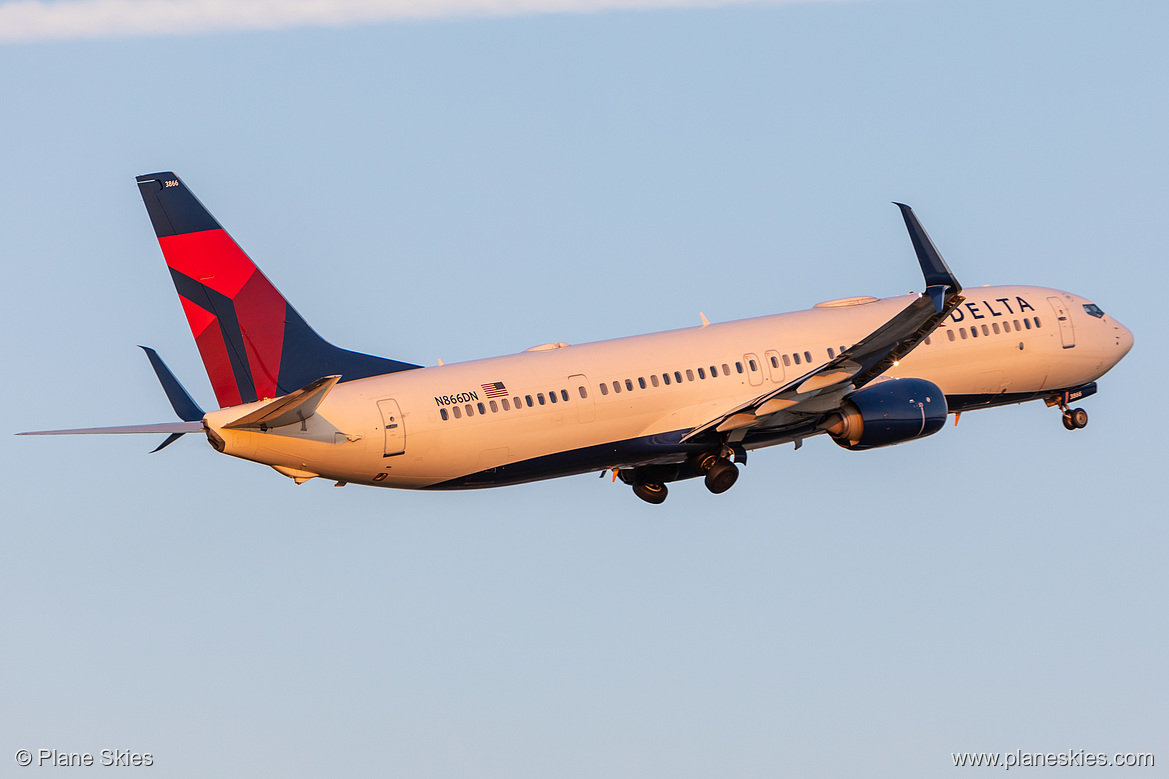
[820,378,947,450]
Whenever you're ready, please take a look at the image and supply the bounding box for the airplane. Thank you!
[19,172,1134,503]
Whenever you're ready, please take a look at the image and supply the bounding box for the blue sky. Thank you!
[1,1,1165,776]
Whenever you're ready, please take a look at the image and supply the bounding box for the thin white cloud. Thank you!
[0,0,847,43]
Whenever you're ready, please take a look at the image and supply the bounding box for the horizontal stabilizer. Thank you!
[18,422,205,436]
[223,375,341,430]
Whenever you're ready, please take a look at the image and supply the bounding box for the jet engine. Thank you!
[819,378,947,450]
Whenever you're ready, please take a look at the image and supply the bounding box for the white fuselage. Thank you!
[203,285,1132,489]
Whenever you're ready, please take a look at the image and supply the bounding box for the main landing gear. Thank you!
[1062,407,1089,431]
[691,452,740,495]
[632,481,668,505]
[620,449,744,505]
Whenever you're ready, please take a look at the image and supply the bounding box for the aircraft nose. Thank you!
[1113,319,1134,359]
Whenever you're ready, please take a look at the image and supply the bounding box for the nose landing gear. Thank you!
[1061,407,1088,430]
[1046,384,1097,432]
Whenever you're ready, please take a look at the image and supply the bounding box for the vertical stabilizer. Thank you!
[136,172,420,408]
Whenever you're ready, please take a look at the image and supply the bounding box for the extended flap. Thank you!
[223,375,341,430]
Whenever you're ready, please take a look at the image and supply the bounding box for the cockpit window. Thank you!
[1083,303,1105,319]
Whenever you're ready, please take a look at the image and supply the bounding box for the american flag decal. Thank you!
[481,382,509,398]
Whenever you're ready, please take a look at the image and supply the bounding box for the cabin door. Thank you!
[377,399,405,457]
[1046,296,1076,349]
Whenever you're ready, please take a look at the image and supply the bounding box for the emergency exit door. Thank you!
[744,353,764,386]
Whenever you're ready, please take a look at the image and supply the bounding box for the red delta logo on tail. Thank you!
[161,227,286,406]
[135,173,420,410]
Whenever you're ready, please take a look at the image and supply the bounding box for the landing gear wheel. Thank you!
[1062,412,1076,431]
[633,482,668,505]
[704,460,739,494]
[691,452,720,476]
[1069,407,1088,429]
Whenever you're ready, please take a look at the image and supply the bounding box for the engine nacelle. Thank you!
[819,378,947,451]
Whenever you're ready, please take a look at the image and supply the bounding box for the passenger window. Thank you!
[477,402,486,415]
[537,393,546,405]
[502,398,511,410]
[735,362,743,374]
[625,379,633,392]
[748,360,757,372]
[440,408,449,421]
[674,371,683,383]
[782,354,791,367]
[1024,319,1031,330]
[992,323,1000,334]
[722,363,731,375]
[960,328,968,339]
[686,369,694,381]
[698,367,706,379]
[489,400,498,413]
[525,395,534,407]
[577,387,587,399]
[840,345,847,354]
[452,406,462,419]
[924,337,931,346]
[1034,317,1042,328]
[710,365,718,377]
[549,391,557,404]
[981,325,989,336]
[663,373,671,385]
[650,375,660,387]
[793,353,801,365]
[612,381,621,393]
[971,326,979,338]
[947,330,956,341]
[465,404,474,417]
[1001,321,1010,332]
[561,389,569,401]
[804,351,812,363]
[599,383,609,396]
[1013,319,1021,330]
[827,348,835,358]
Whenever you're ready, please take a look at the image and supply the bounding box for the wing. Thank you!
[682,203,964,445]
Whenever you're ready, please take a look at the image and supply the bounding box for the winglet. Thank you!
[139,346,205,422]
[893,203,962,306]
